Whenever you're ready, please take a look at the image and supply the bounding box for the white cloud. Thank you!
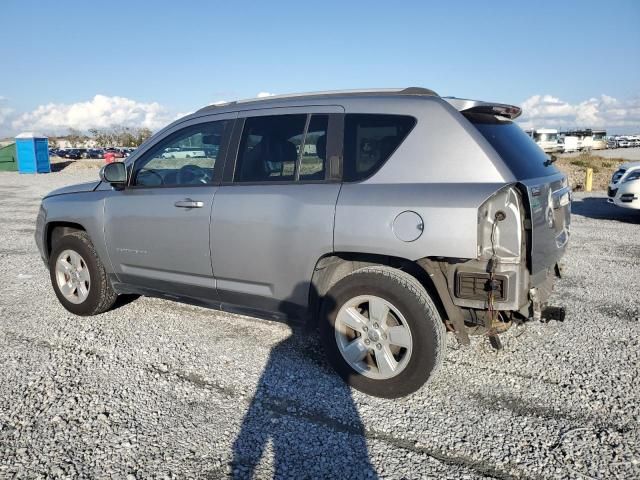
[256,91,275,98]
[11,94,171,134]
[518,94,640,131]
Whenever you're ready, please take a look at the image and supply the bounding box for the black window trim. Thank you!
[126,118,233,190]
[326,114,344,182]
[294,114,312,182]
[223,113,342,186]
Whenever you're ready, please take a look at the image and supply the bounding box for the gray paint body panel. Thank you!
[44,181,100,198]
[37,190,113,272]
[334,183,503,260]
[520,174,571,280]
[103,186,218,290]
[211,183,341,306]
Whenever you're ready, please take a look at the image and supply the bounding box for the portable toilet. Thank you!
[0,143,18,171]
[16,132,50,173]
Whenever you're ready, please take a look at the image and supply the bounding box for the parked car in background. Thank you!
[86,149,104,159]
[607,138,619,149]
[618,137,631,148]
[35,88,570,398]
[608,162,640,209]
[64,149,83,160]
[104,148,125,158]
[161,147,206,159]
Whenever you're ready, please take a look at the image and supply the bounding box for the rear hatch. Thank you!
[464,112,571,281]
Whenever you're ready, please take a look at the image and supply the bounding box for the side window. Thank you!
[235,115,306,182]
[343,114,416,182]
[133,120,228,187]
[299,115,328,181]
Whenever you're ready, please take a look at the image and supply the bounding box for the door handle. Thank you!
[174,199,204,208]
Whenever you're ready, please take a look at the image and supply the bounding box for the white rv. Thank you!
[592,130,607,150]
[527,128,561,153]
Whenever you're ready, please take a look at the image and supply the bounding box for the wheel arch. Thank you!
[45,221,87,261]
[308,252,447,328]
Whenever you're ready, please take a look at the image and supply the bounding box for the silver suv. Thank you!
[35,88,571,398]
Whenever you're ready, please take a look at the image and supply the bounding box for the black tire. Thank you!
[319,266,445,398]
[49,231,118,316]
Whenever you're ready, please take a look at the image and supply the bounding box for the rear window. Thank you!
[466,113,559,179]
[343,114,416,181]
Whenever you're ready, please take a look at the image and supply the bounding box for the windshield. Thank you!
[534,133,558,142]
[612,169,626,183]
[465,113,560,179]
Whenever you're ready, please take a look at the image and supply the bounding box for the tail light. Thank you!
[477,185,524,262]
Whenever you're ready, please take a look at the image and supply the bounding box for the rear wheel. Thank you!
[319,266,445,398]
[49,231,117,316]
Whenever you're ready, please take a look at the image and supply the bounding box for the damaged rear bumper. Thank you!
[445,258,561,316]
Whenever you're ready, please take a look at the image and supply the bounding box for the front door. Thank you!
[104,118,232,298]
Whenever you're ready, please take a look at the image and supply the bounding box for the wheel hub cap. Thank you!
[334,295,413,380]
[55,249,91,305]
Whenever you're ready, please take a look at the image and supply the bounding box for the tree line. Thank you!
[48,126,153,148]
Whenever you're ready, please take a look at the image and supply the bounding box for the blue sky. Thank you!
[0,0,639,135]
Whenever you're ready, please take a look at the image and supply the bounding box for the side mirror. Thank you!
[99,162,127,185]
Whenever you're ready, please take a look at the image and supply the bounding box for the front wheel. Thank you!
[49,231,118,316]
[319,266,446,398]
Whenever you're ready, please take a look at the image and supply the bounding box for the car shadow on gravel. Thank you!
[111,293,141,310]
[50,160,74,172]
[230,285,377,479]
[571,196,640,224]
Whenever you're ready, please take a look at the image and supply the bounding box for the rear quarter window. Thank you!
[466,113,559,179]
[343,114,416,182]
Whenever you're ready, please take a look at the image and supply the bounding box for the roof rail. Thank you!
[197,87,439,113]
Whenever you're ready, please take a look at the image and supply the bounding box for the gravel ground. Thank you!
[0,170,639,479]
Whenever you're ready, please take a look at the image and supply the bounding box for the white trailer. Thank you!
[559,135,580,153]
[561,129,595,152]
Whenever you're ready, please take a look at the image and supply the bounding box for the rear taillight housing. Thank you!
[477,185,524,262]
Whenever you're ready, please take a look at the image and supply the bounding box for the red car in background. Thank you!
[104,148,125,158]
[103,148,124,164]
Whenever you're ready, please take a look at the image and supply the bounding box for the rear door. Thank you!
[468,114,571,281]
[211,107,344,313]
[104,115,234,298]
